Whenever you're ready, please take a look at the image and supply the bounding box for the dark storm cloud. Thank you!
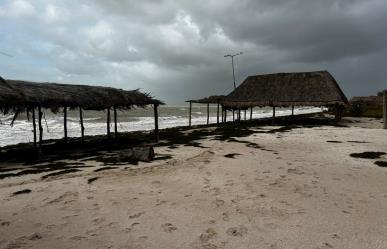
[0,0,386,103]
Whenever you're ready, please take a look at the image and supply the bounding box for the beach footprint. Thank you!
[162,223,177,232]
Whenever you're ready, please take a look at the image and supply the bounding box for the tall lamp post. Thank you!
[224,52,243,89]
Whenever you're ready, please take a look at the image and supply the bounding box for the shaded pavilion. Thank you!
[186,95,225,126]
[222,71,348,122]
[0,76,164,147]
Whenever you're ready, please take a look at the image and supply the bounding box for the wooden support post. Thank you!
[154,104,159,142]
[224,108,227,122]
[221,105,224,123]
[206,103,210,125]
[113,106,118,138]
[383,90,387,129]
[272,106,276,124]
[244,109,246,120]
[79,107,85,141]
[217,104,220,124]
[38,106,43,146]
[63,107,68,143]
[189,101,192,127]
[232,110,235,121]
[107,107,111,139]
[238,108,241,122]
[291,105,294,117]
[32,108,37,148]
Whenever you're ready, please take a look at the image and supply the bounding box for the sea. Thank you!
[0,106,324,147]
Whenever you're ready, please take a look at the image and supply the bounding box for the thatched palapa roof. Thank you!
[0,76,163,114]
[223,71,348,108]
[186,95,226,104]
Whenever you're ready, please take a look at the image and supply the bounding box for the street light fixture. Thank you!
[224,52,243,89]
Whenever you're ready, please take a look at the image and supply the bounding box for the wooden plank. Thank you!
[79,107,85,141]
[221,105,224,123]
[63,107,68,142]
[114,106,118,138]
[107,108,111,139]
[154,104,159,142]
[38,106,43,146]
[32,108,37,148]
[217,104,220,124]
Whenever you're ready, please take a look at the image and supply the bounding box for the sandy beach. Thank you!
[0,117,386,249]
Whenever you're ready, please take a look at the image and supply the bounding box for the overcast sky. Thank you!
[0,0,386,104]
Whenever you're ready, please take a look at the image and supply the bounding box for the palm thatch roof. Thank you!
[186,95,226,104]
[0,76,163,114]
[223,71,348,108]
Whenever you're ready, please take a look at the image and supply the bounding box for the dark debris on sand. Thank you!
[350,152,386,159]
[224,153,241,159]
[375,161,387,167]
[87,177,100,184]
[11,189,31,196]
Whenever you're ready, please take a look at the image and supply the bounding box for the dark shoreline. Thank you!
[0,112,338,164]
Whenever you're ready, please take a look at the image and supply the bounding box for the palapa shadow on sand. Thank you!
[0,114,347,180]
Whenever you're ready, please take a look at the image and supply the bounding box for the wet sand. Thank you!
[0,117,386,249]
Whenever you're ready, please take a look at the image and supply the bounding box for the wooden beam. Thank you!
[63,107,68,143]
[224,108,227,122]
[291,105,294,117]
[221,105,224,123]
[207,103,210,125]
[79,107,85,141]
[38,106,43,146]
[383,90,387,129]
[113,106,118,138]
[250,107,253,120]
[244,109,246,120]
[217,104,220,124]
[107,107,111,139]
[232,110,235,121]
[154,104,159,142]
[238,108,241,122]
[32,108,37,148]
[189,101,192,127]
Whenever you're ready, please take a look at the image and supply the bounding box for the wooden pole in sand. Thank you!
[217,104,220,124]
[63,107,68,143]
[107,107,111,139]
[38,106,43,146]
[32,108,37,148]
[232,110,235,121]
[244,109,246,120]
[383,90,387,129]
[154,104,159,142]
[224,108,227,122]
[291,105,294,117]
[272,106,276,124]
[79,107,85,141]
[250,107,253,120]
[207,103,210,125]
[113,106,118,138]
[189,101,192,127]
[221,105,224,123]
[238,108,241,122]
